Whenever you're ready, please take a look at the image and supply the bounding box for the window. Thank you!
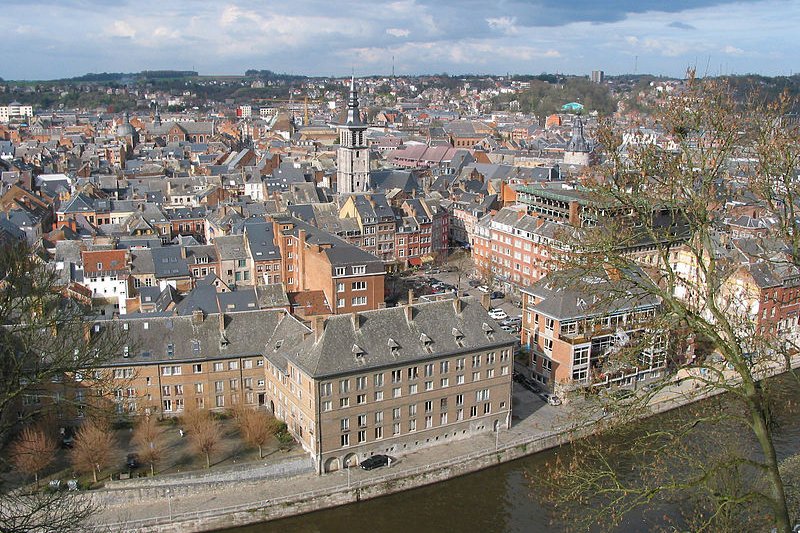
[424,400,433,413]
[341,434,350,447]
[352,281,366,291]
[391,370,402,383]
[321,382,332,397]
[470,406,478,417]
[425,380,433,391]
[375,426,383,439]
[456,394,464,406]
[487,352,496,364]
[351,296,367,306]
[374,373,384,387]
[409,404,417,416]
[456,358,465,371]
[486,369,495,379]
[337,282,345,292]
[409,419,417,432]
[358,414,367,427]
[393,407,401,420]
[229,379,239,390]
[472,371,481,382]
[424,363,434,377]
[323,400,332,411]
[425,415,433,429]
[163,399,172,412]
[408,366,419,380]
[339,379,350,394]
[375,411,384,424]
[457,408,463,421]
[352,265,366,275]
[340,397,350,408]
[457,375,465,385]
[358,430,366,443]
[174,385,183,395]
[409,383,418,395]
[393,422,401,435]
[476,389,490,401]
[393,387,401,398]
[213,362,224,372]
[357,394,366,405]
[216,395,224,408]
[341,418,350,431]
[484,402,491,415]
[356,376,367,390]
[162,386,171,397]
[374,390,384,401]
[337,299,345,308]
[193,364,202,373]
[228,361,238,370]
[335,267,346,276]
[472,355,481,368]
[244,360,252,369]
[440,361,450,373]
[195,383,203,394]
[440,377,449,387]
[215,381,224,392]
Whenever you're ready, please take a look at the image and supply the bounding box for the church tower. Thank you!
[336,77,369,194]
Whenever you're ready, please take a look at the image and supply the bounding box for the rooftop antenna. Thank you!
[392,55,395,78]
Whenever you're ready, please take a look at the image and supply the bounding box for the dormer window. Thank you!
[452,328,464,346]
[482,322,494,339]
[387,338,400,355]
[352,344,365,358]
[419,332,433,353]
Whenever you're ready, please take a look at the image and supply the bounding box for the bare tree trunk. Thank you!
[258,444,263,459]
[150,463,155,476]
[749,391,792,532]
[92,468,98,484]
[205,452,210,469]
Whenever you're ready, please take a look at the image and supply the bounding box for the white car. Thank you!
[477,285,490,293]
[488,308,508,321]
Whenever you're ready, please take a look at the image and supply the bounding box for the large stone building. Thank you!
[263,295,516,473]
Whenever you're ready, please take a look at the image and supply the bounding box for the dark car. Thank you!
[468,279,480,288]
[491,291,505,299]
[360,454,391,470]
[126,453,140,470]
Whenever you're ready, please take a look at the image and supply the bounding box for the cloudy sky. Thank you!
[2,0,797,80]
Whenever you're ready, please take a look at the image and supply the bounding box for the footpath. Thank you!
[91,355,800,533]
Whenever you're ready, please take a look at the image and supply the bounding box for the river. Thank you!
[222,374,800,533]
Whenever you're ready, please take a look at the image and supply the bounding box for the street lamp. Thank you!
[166,488,173,521]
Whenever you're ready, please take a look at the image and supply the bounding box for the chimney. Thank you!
[480,293,491,310]
[405,301,414,323]
[298,229,307,248]
[452,297,463,314]
[192,309,204,324]
[218,312,226,334]
[407,289,414,306]
[351,312,360,331]
[312,315,325,342]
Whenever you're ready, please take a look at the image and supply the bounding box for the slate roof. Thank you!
[522,267,661,321]
[266,296,516,379]
[99,308,284,366]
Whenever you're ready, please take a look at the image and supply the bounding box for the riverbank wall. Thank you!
[94,358,797,532]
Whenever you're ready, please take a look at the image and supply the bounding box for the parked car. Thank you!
[491,291,505,299]
[477,285,490,293]
[126,453,140,469]
[501,318,521,327]
[488,308,508,321]
[468,279,481,288]
[500,324,517,333]
[360,454,391,470]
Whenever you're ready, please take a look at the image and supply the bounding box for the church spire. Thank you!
[345,76,364,126]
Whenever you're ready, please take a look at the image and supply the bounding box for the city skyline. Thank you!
[1,0,797,80]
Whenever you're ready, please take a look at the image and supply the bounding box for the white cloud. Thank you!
[723,45,744,56]
[486,16,518,35]
[386,28,410,37]
[108,20,136,39]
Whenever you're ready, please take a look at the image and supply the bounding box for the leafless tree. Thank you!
[236,408,277,459]
[70,419,116,483]
[184,407,221,468]
[0,490,98,533]
[541,73,800,532]
[10,425,57,487]
[132,415,165,476]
